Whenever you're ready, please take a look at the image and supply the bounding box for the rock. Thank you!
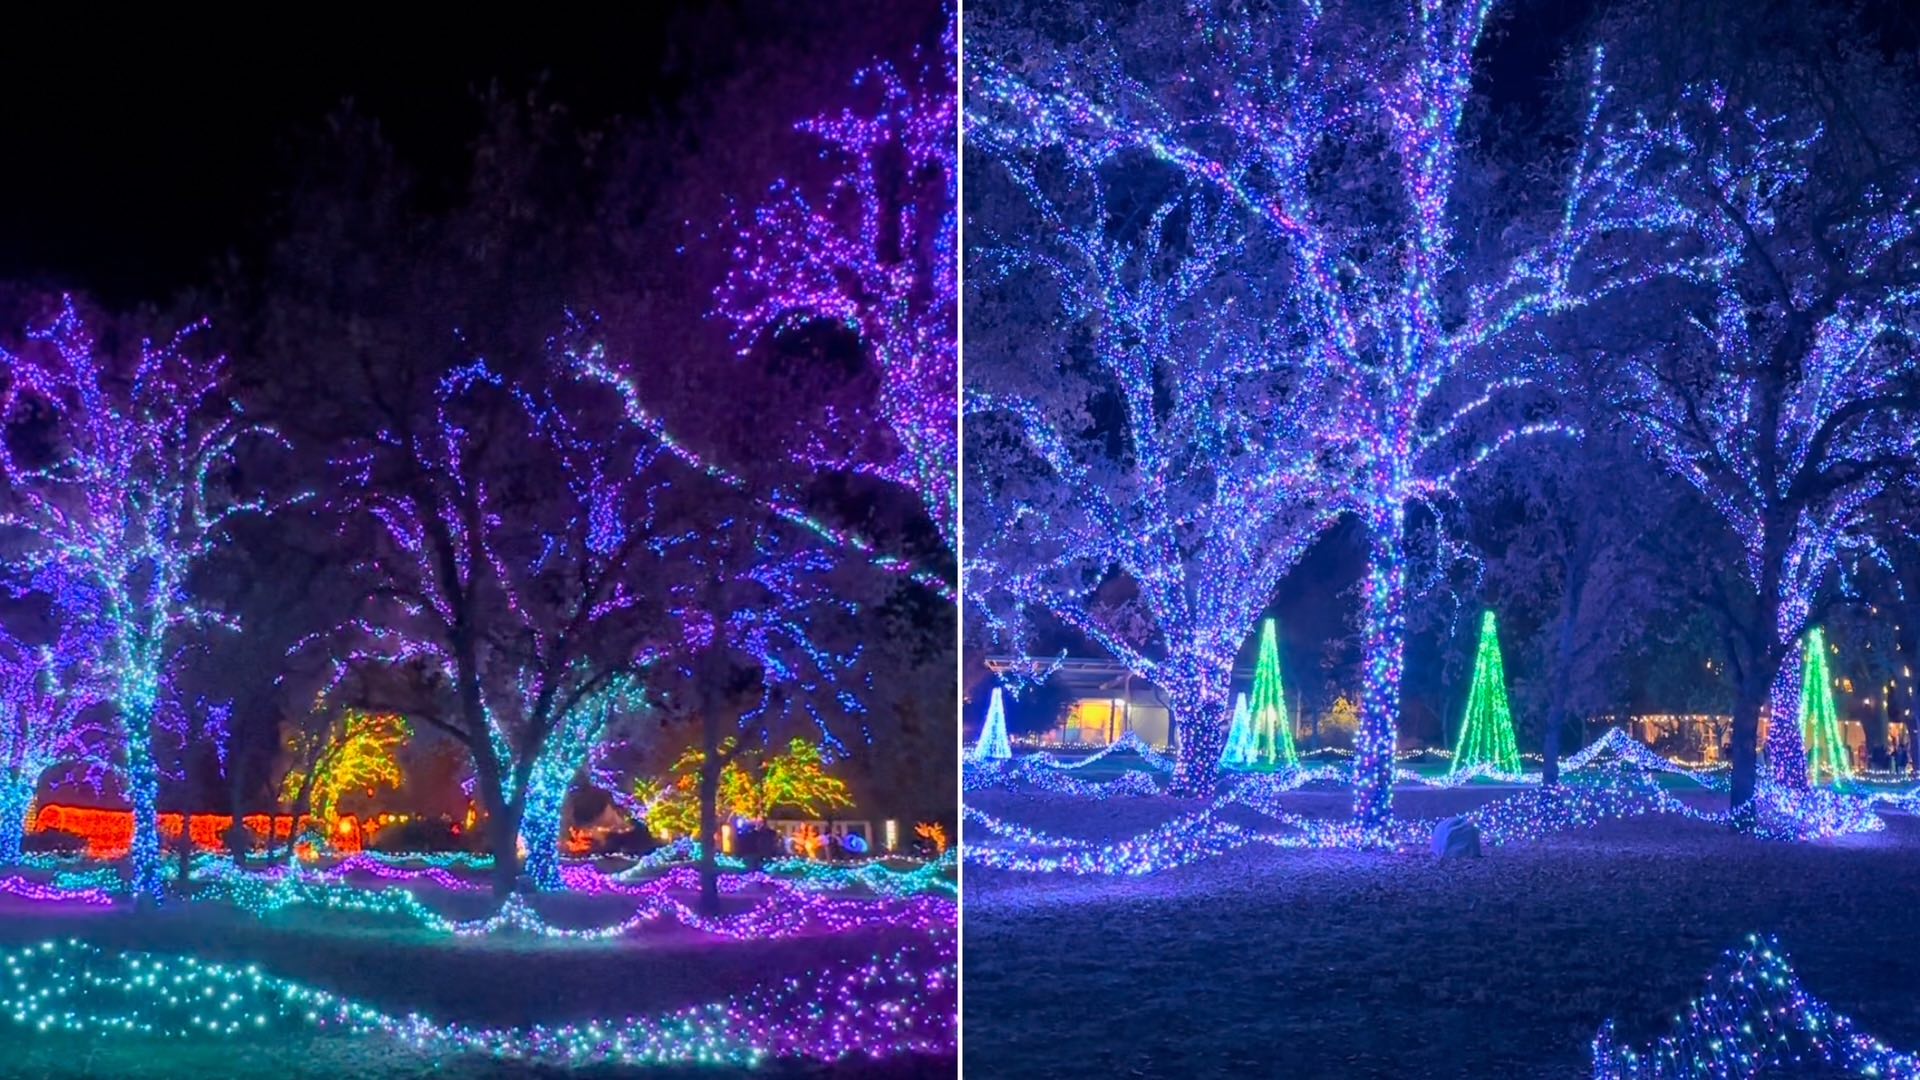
[1431,815,1482,859]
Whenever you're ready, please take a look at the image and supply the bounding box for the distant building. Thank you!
[985,656,1174,747]
[766,817,879,854]
[1586,712,1902,769]
[987,656,1287,750]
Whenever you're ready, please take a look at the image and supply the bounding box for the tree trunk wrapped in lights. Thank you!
[0,300,291,901]
[1766,637,1808,790]
[519,679,642,891]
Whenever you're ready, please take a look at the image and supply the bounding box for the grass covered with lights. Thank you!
[0,853,956,1078]
[962,784,1920,1078]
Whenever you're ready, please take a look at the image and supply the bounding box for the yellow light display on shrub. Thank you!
[281,711,411,824]
[638,738,853,838]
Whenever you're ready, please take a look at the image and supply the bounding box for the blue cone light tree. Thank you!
[973,687,1012,762]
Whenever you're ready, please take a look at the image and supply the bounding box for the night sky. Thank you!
[1,22,607,303]
[11,1,1904,307]
[0,5,925,306]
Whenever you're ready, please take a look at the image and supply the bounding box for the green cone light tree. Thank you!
[1450,611,1521,775]
[1798,627,1851,785]
[1248,619,1298,768]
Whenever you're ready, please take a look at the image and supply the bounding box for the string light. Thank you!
[0,875,114,905]
[177,857,957,942]
[279,711,409,827]
[1038,732,1174,773]
[965,732,1175,797]
[565,339,950,598]
[642,737,855,842]
[1563,729,1729,788]
[1220,693,1255,768]
[520,676,646,890]
[1592,934,1920,1078]
[965,756,1162,799]
[29,806,358,861]
[963,730,1886,876]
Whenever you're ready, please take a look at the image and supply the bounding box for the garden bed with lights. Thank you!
[963,793,1920,1078]
[0,848,957,1078]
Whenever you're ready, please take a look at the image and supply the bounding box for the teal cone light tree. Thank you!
[1450,611,1521,774]
[1220,692,1253,767]
[1248,619,1297,768]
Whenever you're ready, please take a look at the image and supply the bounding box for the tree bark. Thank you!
[1866,694,1891,771]
[469,748,523,898]
[1902,601,1920,775]
[698,714,724,917]
[281,760,320,867]
[1543,607,1579,790]
[1728,664,1772,829]
[177,813,194,888]
[223,750,252,869]
[1544,523,1595,789]
[688,642,765,916]
[485,801,524,898]
[1542,701,1566,790]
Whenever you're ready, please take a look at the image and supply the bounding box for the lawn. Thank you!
[962,784,1920,1078]
[0,857,956,1079]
